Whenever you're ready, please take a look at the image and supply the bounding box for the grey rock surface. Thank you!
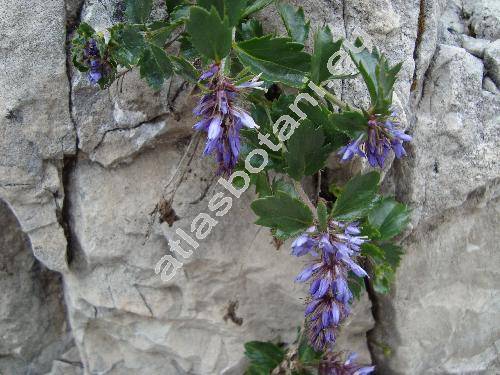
[0,200,77,375]
[485,40,500,87]
[0,0,499,374]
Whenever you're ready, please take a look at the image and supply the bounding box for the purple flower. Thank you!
[339,113,411,168]
[83,39,111,85]
[193,65,263,175]
[318,352,375,375]
[292,221,368,351]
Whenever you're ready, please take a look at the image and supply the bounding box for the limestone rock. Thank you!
[1,0,499,374]
[461,35,490,58]
[484,40,500,87]
[464,0,500,41]
[0,200,76,374]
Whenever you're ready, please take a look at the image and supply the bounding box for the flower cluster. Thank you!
[339,113,412,168]
[318,352,374,375]
[83,39,110,84]
[193,65,263,175]
[292,221,368,351]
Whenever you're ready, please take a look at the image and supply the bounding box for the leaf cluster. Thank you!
[244,329,322,374]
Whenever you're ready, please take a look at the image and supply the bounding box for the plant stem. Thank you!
[321,88,349,111]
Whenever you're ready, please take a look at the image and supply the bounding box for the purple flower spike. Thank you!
[291,220,368,352]
[192,64,263,175]
[83,38,111,85]
[339,113,411,168]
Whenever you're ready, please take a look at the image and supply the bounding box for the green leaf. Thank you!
[378,242,404,269]
[285,120,330,180]
[317,201,328,232]
[251,192,314,234]
[372,263,395,294]
[332,172,380,221]
[225,0,247,26]
[245,365,268,375]
[296,99,348,150]
[242,0,273,18]
[146,20,185,47]
[170,55,199,83]
[187,6,232,61]
[138,43,173,90]
[271,178,298,198]
[166,0,184,12]
[238,19,264,40]
[198,0,247,26]
[198,0,224,16]
[125,0,153,23]
[349,38,402,114]
[244,341,285,372]
[329,110,368,138]
[367,198,410,240]
[310,26,342,84]
[255,172,272,197]
[361,242,403,294]
[348,272,365,300]
[109,24,146,67]
[170,4,191,22]
[361,242,385,262]
[75,22,95,38]
[298,334,322,364]
[277,3,310,44]
[235,36,311,88]
[361,221,381,240]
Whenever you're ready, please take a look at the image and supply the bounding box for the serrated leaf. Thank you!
[378,242,404,269]
[285,120,330,180]
[238,19,264,40]
[187,6,232,61]
[367,198,410,240]
[297,100,349,150]
[198,0,247,26]
[349,38,402,114]
[361,221,381,240]
[170,4,191,22]
[244,341,285,372]
[255,172,272,197]
[271,178,298,198]
[298,334,322,364]
[75,22,95,38]
[372,263,395,294]
[310,26,342,84]
[277,3,310,44]
[332,172,380,221]
[242,0,273,18]
[329,110,368,138]
[170,55,198,83]
[125,0,153,23]
[138,43,173,90]
[348,272,365,300]
[198,0,224,16]
[361,243,385,262]
[225,0,247,26]
[109,24,146,67]
[362,242,403,294]
[251,192,313,234]
[235,36,311,88]
[147,20,185,47]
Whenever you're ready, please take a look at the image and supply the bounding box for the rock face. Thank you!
[0,200,78,375]
[0,1,499,375]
